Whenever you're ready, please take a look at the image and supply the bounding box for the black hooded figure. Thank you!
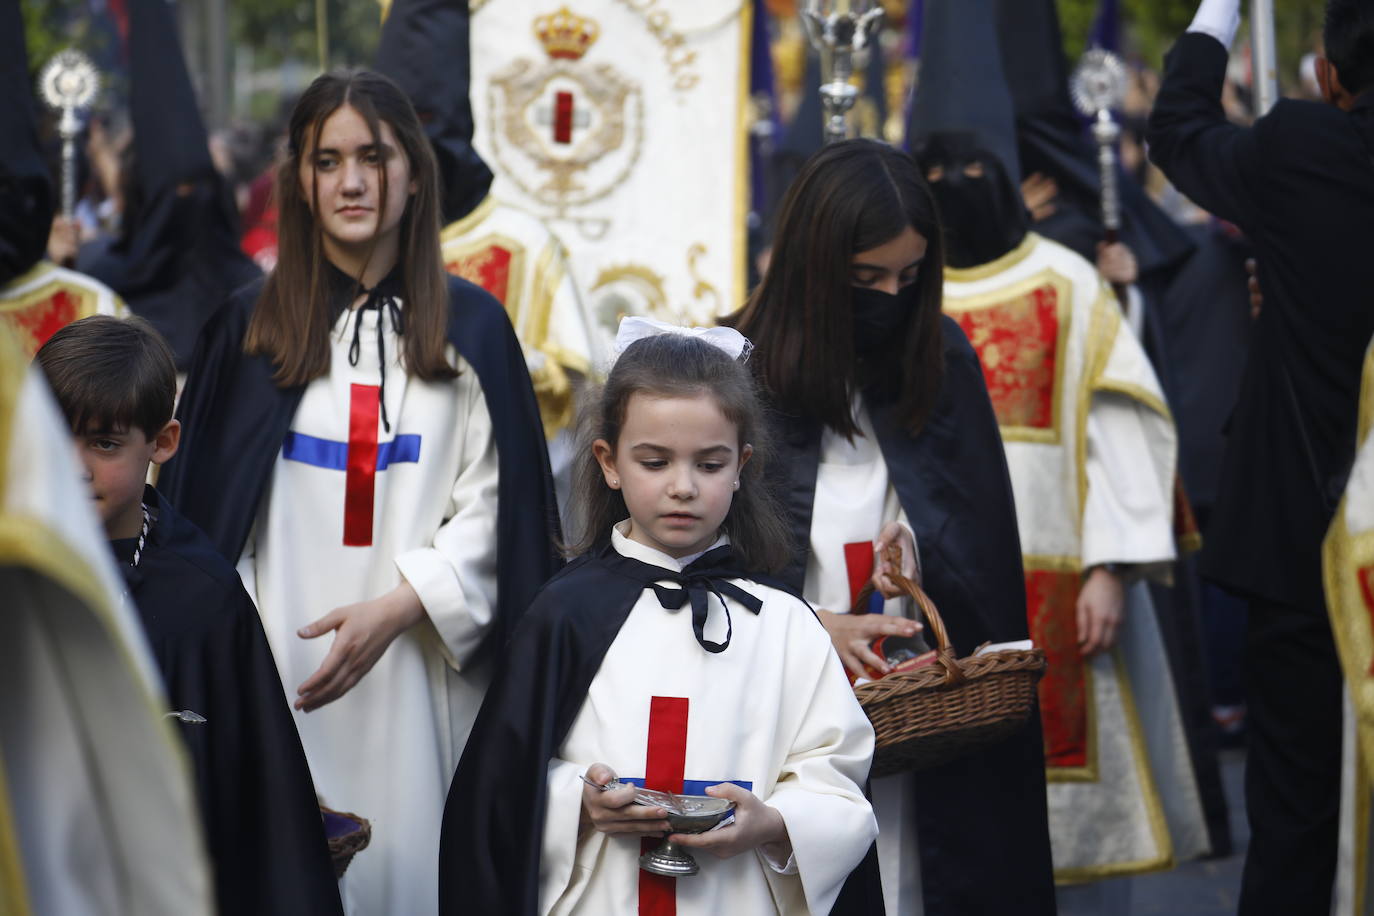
[995,0,1234,860]
[78,0,259,368]
[905,0,1028,269]
[0,0,56,287]
[374,0,494,226]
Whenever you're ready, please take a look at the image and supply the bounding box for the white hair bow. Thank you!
[612,316,753,363]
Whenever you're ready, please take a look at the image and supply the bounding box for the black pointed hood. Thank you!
[79,0,258,369]
[906,0,1026,268]
[376,0,494,225]
[996,0,1193,274]
[128,0,214,191]
[906,0,1020,181]
[0,0,56,284]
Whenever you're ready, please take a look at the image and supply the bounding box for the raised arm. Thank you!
[1146,0,1264,227]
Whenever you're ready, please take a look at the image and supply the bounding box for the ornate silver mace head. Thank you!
[1071,48,1129,234]
[40,50,101,122]
[801,0,885,144]
[39,49,102,222]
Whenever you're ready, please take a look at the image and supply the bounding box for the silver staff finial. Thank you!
[801,0,885,145]
[39,50,102,223]
[1070,49,1128,235]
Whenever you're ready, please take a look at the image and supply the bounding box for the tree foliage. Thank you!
[1056,0,1328,90]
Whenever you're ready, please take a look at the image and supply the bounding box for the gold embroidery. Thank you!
[945,270,1073,444]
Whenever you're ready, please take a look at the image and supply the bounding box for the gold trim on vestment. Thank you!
[942,232,1039,283]
[530,240,562,359]
[0,272,99,324]
[441,230,529,327]
[1053,649,1176,882]
[0,752,32,916]
[1325,519,1374,769]
[440,194,499,244]
[4,261,51,292]
[1076,287,1118,526]
[732,0,751,313]
[943,269,1073,444]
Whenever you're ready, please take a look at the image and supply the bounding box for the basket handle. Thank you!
[851,542,964,685]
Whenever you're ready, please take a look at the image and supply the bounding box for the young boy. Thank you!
[35,315,344,916]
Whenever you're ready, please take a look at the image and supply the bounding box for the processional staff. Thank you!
[801,0,884,144]
[1251,0,1279,115]
[1070,48,1129,306]
[39,50,101,223]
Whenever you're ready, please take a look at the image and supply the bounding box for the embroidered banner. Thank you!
[469,1,751,356]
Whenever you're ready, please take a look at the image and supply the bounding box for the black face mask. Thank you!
[850,283,918,355]
[917,133,1028,269]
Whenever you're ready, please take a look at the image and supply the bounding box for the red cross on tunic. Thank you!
[844,541,878,611]
[640,696,689,916]
[344,384,382,547]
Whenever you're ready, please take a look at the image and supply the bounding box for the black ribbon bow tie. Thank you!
[611,544,762,653]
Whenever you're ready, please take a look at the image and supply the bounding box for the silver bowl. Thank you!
[636,793,735,877]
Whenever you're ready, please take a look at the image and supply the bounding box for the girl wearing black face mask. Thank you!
[723,139,1056,916]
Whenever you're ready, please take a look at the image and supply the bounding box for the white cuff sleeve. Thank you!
[757,830,799,875]
[1188,0,1241,48]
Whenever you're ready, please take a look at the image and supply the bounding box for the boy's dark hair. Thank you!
[36,315,176,440]
[565,333,792,575]
[1326,0,1374,96]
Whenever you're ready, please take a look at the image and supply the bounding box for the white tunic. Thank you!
[540,525,877,915]
[238,302,500,916]
[803,403,922,916]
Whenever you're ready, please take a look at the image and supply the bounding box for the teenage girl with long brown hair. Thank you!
[161,69,557,915]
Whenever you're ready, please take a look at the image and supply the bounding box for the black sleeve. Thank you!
[167,584,343,916]
[1147,31,1265,228]
[439,561,627,916]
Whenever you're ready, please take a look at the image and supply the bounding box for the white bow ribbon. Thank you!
[612,316,753,363]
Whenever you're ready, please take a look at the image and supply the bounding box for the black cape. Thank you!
[768,316,1057,915]
[436,544,876,914]
[158,272,560,658]
[114,486,342,916]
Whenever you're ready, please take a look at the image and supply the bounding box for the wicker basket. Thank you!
[320,805,372,879]
[853,546,1046,778]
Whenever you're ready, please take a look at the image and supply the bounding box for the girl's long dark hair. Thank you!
[244,68,454,387]
[565,334,791,575]
[726,138,945,438]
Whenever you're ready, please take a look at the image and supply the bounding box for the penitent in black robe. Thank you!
[770,316,1057,915]
[157,271,561,660]
[112,485,342,916]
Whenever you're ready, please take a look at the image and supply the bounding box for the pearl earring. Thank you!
[610,478,619,488]
[732,480,740,490]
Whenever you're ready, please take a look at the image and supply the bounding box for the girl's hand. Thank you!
[816,609,921,678]
[871,522,919,597]
[669,783,790,861]
[580,763,671,836]
[294,580,426,711]
[1076,566,1125,657]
